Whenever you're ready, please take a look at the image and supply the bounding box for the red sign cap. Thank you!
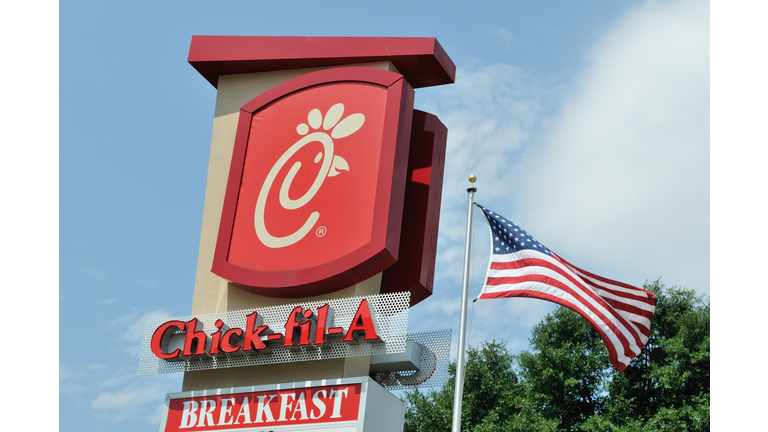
[188,36,455,89]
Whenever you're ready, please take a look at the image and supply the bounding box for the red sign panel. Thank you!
[381,110,447,306]
[164,384,361,431]
[212,67,414,297]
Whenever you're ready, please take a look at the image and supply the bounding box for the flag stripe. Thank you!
[479,287,632,369]
[491,257,651,315]
[566,265,655,303]
[486,253,643,358]
[489,251,647,347]
[487,262,647,347]
[476,204,657,371]
[598,293,651,329]
[559,257,654,298]
[590,288,656,316]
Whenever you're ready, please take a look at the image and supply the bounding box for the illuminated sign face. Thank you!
[213,67,414,297]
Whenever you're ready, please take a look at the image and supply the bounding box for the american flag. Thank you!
[476,204,656,371]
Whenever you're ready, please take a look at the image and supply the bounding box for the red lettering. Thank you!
[297,309,314,346]
[282,307,303,348]
[312,304,334,347]
[221,328,244,353]
[342,299,382,344]
[150,320,185,360]
[208,320,226,355]
[242,312,269,351]
[182,318,209,358]
[150,297,384,362]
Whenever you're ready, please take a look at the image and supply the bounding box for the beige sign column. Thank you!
[182,61,399,392]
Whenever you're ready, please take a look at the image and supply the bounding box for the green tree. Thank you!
[516,305,611,430]
[599,281,710,431]
[403,281,710,431]
[403,341,559,432]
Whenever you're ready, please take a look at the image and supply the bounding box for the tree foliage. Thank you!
[404,341,559,432]
[403,281,709,431]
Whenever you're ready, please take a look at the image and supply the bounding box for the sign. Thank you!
[138,293,410,376]
[212,67,415,298]
[151,299,381,361]
[165,384,361,431]
[159,377,404,432]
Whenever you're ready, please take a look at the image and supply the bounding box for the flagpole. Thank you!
[452,174,477,432]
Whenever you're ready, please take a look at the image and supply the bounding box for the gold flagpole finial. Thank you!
[468,174,477,183]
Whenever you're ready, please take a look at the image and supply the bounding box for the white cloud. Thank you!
[421,295,462,317]
[60,362,103,395]
[62,359,182,425]
[515,0,709,294]
[134,278,165,291]
[109,308,174,357]
[424,62,552,286]
[426,0,708,298]
[76,265,108,280]
[90,375,181,424]
[414,0,709,358]
[120,309,174,343]
[467,298,557,351]
[91,384,162,411]
[483,26,516,46]
[148,403,166,425]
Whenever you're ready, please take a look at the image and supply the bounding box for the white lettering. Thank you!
[175,385,356,428]
[197,400,216,427]
[218,397,236,426]
[234,396,252,424]
[179,401,198,429]
[290,392,309,421]
[254,133,334,248]
[278,392,296,421]
[329,387,349,419]
[254,394,277,423]
[310,390,327,420]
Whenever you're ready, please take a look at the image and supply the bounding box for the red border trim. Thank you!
[211,67,414,298]
[188,36,455,89]
[380,110,447,306]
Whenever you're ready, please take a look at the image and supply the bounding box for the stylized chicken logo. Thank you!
[254,103,365,248]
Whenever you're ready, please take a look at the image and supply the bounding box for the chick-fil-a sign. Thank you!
[164,384,361,431]
[150,299,381,361]
[212,67,414,298]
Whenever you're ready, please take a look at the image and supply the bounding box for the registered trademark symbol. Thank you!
[316,226,327,237]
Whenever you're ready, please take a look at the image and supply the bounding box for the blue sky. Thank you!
[8,0,760,430]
